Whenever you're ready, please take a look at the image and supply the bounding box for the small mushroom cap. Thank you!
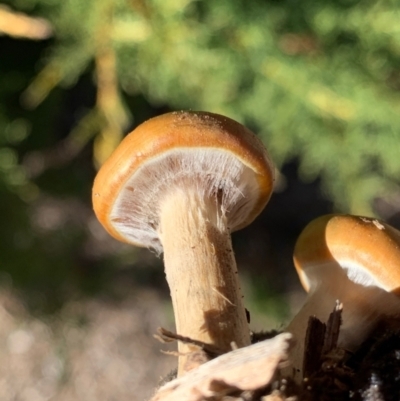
[294,214,400,293]
[92,111,274,251]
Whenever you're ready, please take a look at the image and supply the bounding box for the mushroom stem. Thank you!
[159,189,250,376]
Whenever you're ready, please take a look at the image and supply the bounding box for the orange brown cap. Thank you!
[294,214,400,293]
[92,111,274,251]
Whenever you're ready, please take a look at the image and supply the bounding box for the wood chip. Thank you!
[322,301,342,355]
[303,316,326,378]
[303,301,343,379]
[150,333,293,401]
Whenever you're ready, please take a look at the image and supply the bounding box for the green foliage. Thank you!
[6,0,397,213]
[1,0,400,311]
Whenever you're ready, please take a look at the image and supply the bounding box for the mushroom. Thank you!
[286,214,400,381]
[92,111,274,375]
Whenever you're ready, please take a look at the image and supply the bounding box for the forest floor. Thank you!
[0,287,177,401]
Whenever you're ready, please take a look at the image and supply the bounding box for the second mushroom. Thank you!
[286,214,400,382]
[92,111,274,375]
